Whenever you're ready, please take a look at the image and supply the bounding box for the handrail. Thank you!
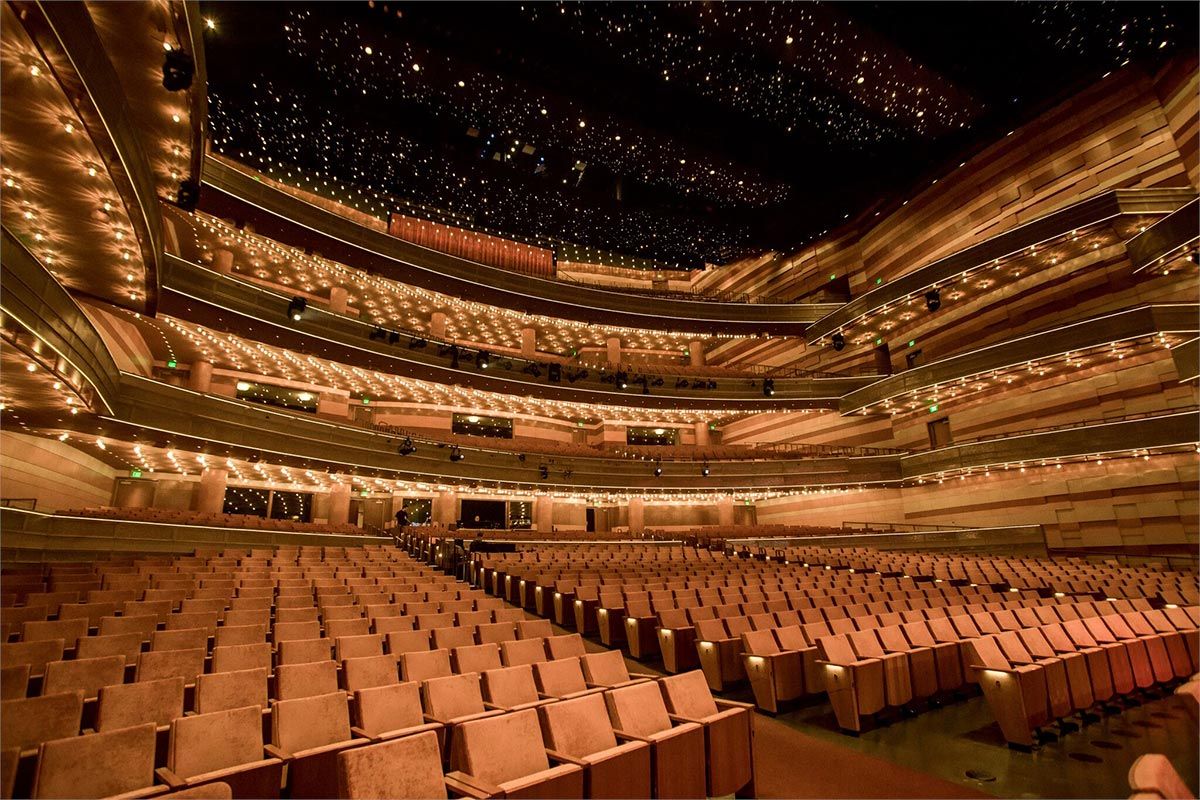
[199,156,833,336]
[900,411,1200,478]
[944,407,1200,448]
[840,303,1200,413]
[1126,198,1199,274]
[1049,547,1198,570]
[0,498,38,511]
[159,254,871,409]
[1,227,122,413]
[841,520,970,532]
[806,188,1197,343]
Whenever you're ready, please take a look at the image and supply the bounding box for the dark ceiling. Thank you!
[201,1,1196,268]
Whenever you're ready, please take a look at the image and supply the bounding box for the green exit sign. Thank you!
[131,469,142,478]
[929,405,939,413]
[166,360,177,369]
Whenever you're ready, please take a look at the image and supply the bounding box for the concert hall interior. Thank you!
[0,2,1197,799]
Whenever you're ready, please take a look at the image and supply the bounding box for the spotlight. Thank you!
[449,446,464,463]
[522,363,543,378]
[653,466,663,477]
[287,296,306,321]
[408,337,427,349]
[387,331,400,346]
[675,378,689,389]
[397,437,415,456]
[548,364,561,383]
[701,464,710,477]
[762,378,775,397]
[162,48,195,91]
[517,453,526,462]
[476,351,490,370]
[616,371,628,389]
[539,465,549,479]
[369,327,387,341]
[706,380,717,389]
[831,332,845,351]
[925,289,941,312]
[176,179,199,211]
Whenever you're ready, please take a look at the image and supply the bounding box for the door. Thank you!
[927,418,952,449]
[586,508,596,532]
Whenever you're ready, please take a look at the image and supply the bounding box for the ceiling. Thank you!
[200,1,1196,267]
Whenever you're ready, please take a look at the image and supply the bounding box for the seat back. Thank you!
[401,649,453,683]
[539,692,618,757]
[476,622,516,644]
[274,691,351,753]
[450,708,550,786]
[387,630,431,656]
[32,722,157,799]
[659,670,719,719]
[847,630,886,659]
[516,619,554,639]
[336,730,447,800]
[968,636,1013,670]
[774,625,809,651]
[42,655,125,700]
[195,667,269,714]
[1,691,84,752]
[533,658,589,698]
[481,665,540,709]
[96,677,184,732]
[815,634,859,666]
[545,634,586,660]
[580,650,631,686]
[211,642,271,673]
[501,638,547,667]
[336,633,385,661]
[454,643,502,675]
[603,680,673,737]
[345,654,401,691]
[423,673,487,721]
[1,640,65,677]
[431,627,475,652]
[136,648,206,685]
[741,628,781,656]
[169,705,264,779]
[276,660,338,700]
[353,682,426,737]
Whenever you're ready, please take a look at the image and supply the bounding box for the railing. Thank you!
[555,271,797,306]
[945,407,1200,448]
[806,188,1197,343]
[1126,198,1200,274]
[841,520,969,532]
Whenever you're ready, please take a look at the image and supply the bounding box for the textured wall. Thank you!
[0,431,117,511]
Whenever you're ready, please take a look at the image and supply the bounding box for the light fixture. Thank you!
[831,333,845,351]
[287,296,307,321]
[762,378,775,397]
[925,289,941,312]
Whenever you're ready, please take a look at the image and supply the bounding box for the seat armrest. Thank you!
[424,713,450,726]
[154,767,186,790]
[350,726,374,740]
[613,729,652,744]
[815,658,877,669]
[668,712,705,726]
[263,743,291,762]
[448,709,507,725]
[968,663,1021,675]
[546,748,589,768]
[628,671,659,682]
[714,698,754,711]
[444,771,500,799]
[482,701,505,711]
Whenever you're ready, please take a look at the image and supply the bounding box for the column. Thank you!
[606,336,622,368]
[433,488,458,526]
[534,496,554,533]
[520,327,538,359]
[688,340,706,367]
[693,421,710,447]
[628,497,645,535]
[188,360,213,393]
[329,286,348,315]
[213,249,233,274]
[430,312,447,340]
[717,496,735,527]
[328,483,351,525]
[194,468,228,513]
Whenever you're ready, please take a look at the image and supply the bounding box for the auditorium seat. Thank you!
[195,668,270,715]
[1,665,30,700]
[537,691,652,799]
[344,654,402,692]
[335,731,453,799]
[270,691,363,799]
[448,708,584,799]
[400,649,453,684]
[815,633,887,732]
[136,649,206,690]
[481,665,553,712]
[966,636,1052,748]
[351,682,443,745]
[604,679,707,799]
[78,631,147,667]
[2,640,65,681]
[31,723,159,799]
[580,650,654,689]
[421,673,505,758]
[502,637,549,668]
[275,661,338,701]
[2,691,84,758]
[1127,753,1196,800]
[741,628,805,713]
[656,608,700,673]
[545,633,586,661]
[658,670,755,797]
[532,659,604,701]
[453,643,503,675]
[159,706,283,798]
[476,622,517,645]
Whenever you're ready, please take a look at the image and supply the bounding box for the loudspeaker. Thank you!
[162,49,195,91]
[925,289,941,312]
[831,332,845,351]
[176,179,199,211]
[547,363,561,383]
